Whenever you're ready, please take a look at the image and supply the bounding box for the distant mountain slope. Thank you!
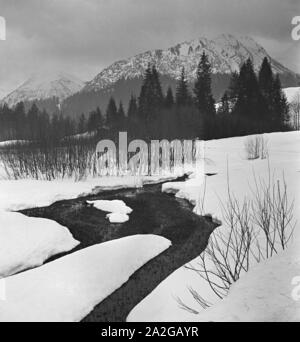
[3,34,299,118]
[62,34,299,118]
[83,34,297,93]
[2,72,85,112]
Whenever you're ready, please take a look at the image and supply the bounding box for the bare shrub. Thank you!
[0,139,98,181]
[244,135,268,160]
[186,170,295,304]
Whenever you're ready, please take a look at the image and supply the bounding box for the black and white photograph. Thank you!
[0,0,299,325]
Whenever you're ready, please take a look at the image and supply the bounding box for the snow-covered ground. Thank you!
[0,235,171,322]
[195,240,300,322]
[128,131,300,322]
[0,131,299,322]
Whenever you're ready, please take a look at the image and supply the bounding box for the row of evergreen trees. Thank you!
[97,54,289,140]
[0,53,290,142]
[217,57,289,135]
[0,102,77,142]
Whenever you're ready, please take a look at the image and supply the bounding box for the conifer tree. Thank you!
[117,101,126,130]
[233,58,267,123]
[228,71,239,104]
[127,94,138,122]
[193,52,216,116]
[270,75,289,129]
[15,102,26,139]
[87,107,103,132]
[217,91,230,115]
[259,57,274,97]
[106,97,118,129]
[138,64,163,123]
[176,67,191,107]
[27,103,40,139]
[165,87,174,108]
[77,113,87,134]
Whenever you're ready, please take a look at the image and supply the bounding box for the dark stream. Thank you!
[20,176,218,322]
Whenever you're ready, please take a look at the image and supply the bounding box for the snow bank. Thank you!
[0,175,181,210]
[195,239,300,322]
[0,212,79,278]
[0,235,171,322]
[128,131,300,322]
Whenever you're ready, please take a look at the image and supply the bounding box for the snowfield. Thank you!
[0,235,171,322]
[128,131,300,322]
[0,131,299,322]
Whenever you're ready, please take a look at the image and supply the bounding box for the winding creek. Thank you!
[20,176,218,322]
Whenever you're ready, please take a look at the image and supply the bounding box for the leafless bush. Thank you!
[186,170,295,304]
[244,135,268,160]
[0,139,98,181]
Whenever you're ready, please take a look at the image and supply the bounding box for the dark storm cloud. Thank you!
[0,0,298,96]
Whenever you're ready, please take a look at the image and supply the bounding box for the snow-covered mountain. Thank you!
[2,72,85,108]
[4,34,299,118]
[82,34,297,93]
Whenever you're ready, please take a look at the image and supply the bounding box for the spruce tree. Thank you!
[127,95,138,122]
[77,113,87,134]
[15,102,26,139]
[271,75,289,129]
[233,58,267,124]
[138,64,164,133]
[228,71,239,104]
[95,107,104,129]
[151,65,164,106]
[106,97,118,129]
[217,91,230,115]
[193,52,216,116]
[258,57,274,120]
[139,64,153,122]
[165,87,174,108]
[87,107,103,132]
[176,67,191,107]
[117,101,126,130]
[27,103,40,139]
[259,57,274,96]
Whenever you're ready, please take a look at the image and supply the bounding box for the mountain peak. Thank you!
[82,34,294,93]
[2,72,85,107]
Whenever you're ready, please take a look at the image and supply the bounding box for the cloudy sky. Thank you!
[0,0,299,97]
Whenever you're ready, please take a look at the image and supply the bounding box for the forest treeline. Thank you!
[0,55,290,143]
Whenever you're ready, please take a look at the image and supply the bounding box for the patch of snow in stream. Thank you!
[87,199,133,223]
